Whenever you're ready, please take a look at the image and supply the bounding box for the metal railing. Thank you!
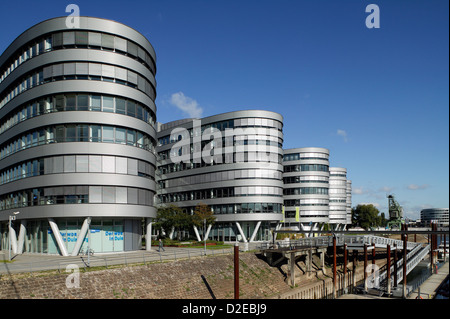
[0,247,234,275]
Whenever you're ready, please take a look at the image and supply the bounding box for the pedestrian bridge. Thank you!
[259,235,431,295]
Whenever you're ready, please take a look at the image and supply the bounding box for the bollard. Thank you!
[393,245,398,288]
[402,226,407,298]
[364,244,368,293]
[387,245,391,295]
[333,236,337,298]
[343,244,347,293]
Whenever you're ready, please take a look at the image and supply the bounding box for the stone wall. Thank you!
[0,251,388,299]
[0,253,292,299]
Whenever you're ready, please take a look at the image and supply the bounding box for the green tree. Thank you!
[154,204,192,240]
[192,203,216,240]
[352,204,382,230]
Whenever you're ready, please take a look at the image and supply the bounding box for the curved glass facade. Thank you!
[283,148,330,229]
[156,110,284,242]
[0,17,157,254]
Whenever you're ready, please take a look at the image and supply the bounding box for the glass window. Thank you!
[102,126,114,143]
[127,41,138,56]
[89,155,102,172]
[115,127,126,144]
[102,156,115,173]
[127,188,138,204]
[127,70,137,84]
[90,125,102,142]
[89,186,102,203]
[115,157,127,174]
[76,155,88,172]
[66,95,76,111]
[75,31,88,46]
[136,105,144,120]
[88,32,101,47]
[77,94,89,111]
[52,33,63,47]
[65,125,76,142]
[101,34,114,49]
[116,98,126,114]
[55,95,64,111]
[102,64,115,78]
[126,101,135,117]
[78,125,89,141]
[89,63,102,76]
[102,186,115,203]
[116,187,127,203]
[126,130,135,146]
[53,156,64,173]
[75,62,88,75]
[64,63,76,75]
[90,95,101,111]
[127,158,137,175]
[115,37,127,52]
[63,32,75,45]
[55,125,65,142]
[102,96,114,112]
[64,155,76,172]
[115,67,127,81]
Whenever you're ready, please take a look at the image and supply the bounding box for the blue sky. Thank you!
[1,0,448,219]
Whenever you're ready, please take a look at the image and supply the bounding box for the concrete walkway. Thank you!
[408,261,449,299]
[0,245,235,275]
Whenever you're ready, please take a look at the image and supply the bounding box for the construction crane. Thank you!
[386,194,404,230]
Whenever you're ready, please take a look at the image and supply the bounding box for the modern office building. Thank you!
[156,110,284,242]
[0,17,158,255]
[282,149,352,231]
[328,167,349,228]
[420,208,449,227]
[282,147,330,230]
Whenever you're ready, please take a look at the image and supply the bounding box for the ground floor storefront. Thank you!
[1,218,142,255]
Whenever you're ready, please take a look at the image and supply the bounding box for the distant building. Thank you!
[420,208,449,227]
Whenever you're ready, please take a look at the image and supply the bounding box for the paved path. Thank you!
[0,246,234,275]
[408,261,448,299]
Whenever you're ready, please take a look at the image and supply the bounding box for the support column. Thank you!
[48,218,69,256]
[204,224,212,241]
[9,223,18,255]
[16,220,27,255]
[235,222,247,243]
[249,221,261,242]
[290,252,296,287]
[146,218,153,251]
[71,217,90,256]
[193,226,202,242]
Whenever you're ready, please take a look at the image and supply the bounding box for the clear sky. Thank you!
[1,0,448,220]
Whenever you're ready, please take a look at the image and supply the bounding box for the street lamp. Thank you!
[9,211,20,261]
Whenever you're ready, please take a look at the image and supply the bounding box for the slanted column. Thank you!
[48,218,69,256]
[146,218,153,251]
[16,220,27,254]
[71,217,90,256]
